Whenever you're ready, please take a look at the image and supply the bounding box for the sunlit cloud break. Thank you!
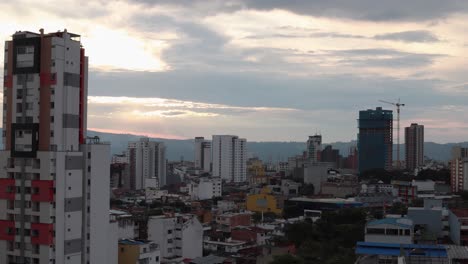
[88,96,299,114]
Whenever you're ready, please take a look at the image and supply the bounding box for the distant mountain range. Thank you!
[87,130,466,163]
[0,128,465,162]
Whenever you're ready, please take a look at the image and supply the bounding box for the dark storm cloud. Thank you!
[374,30,440,42]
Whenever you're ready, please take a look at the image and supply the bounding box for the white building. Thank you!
[148,214,203,261]
[194,137,212,172]
[128,138,166,190]
[216,200,237,213]
[307,135,322,162]
[0,30,111,264]
[212,135,247,183]
[188,177,222,200]
[203,239,250,253]
[365,218,414,244]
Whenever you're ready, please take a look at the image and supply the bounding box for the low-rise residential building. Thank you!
[353,193,395,208]
[392,180,417,204]
[111,209,138,240]
[449,208,468,246]
[188,177,222,200]
[148,214,203,261]
[216,212,252,232]
[407,199,450,241]
[231,226,270,245]
[203,239,251,254]
[361,182,394,194]
[118,239,160,264]
[321,182,360,198]
[216,200,237,213]
[365,218,414,244]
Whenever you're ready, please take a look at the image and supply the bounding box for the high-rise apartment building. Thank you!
[320,145,341,167]
[405,123,424,171]
[307,135,322,162]
[358,107,393,173]
[0,30,110,264]
[194,137,211,172]
[212,135,247,183]
[451,146,468,193]
[128,138,166,190]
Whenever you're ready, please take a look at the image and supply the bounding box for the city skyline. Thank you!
[1,1,468,142]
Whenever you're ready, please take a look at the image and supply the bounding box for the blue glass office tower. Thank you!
[358,107,393,174]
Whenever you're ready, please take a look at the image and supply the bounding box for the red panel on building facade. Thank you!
[31,180,54,202]
[0,220,15,241]
[0,179,15,200]
[31,223,54,245]
[39,73,57,86]
[3,75,13,88]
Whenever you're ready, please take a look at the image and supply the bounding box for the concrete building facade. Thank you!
[451,147,468,193]
[212,135,247,183]
[194,137,212,172]
[128,138,166,190]
[0,30,111,264]
[306,135,322,162]
[188,177,222,200]
[405,123,424,171]
[147,214,203,261]
[365,218,414,244]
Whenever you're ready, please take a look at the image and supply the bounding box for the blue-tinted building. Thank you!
[358,107,393,174]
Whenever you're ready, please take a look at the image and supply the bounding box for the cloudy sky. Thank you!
[1,0,468,143]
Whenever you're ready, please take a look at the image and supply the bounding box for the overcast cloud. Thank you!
[1,0,468,142]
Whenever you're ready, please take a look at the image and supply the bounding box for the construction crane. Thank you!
[379,98,405,169]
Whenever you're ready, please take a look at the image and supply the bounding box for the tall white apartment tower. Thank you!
[307,135,322,162]
[194,137,211,172]
[212,135,247,183]
[128,138,167,190]
[0,30,111,264]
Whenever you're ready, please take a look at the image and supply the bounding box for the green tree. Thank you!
[388,202,408,215]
